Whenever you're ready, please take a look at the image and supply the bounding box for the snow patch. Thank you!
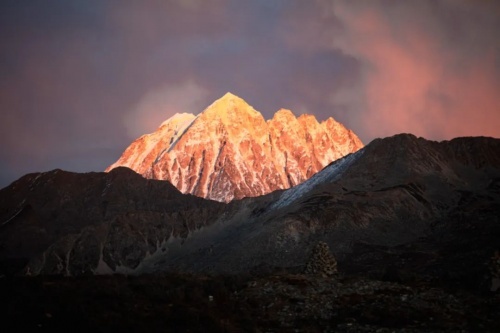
[160,112,195,128]
[167,113,199,152]
[271,149,364,209]
[2,199,26,226]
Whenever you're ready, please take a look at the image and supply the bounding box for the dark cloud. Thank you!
[0,0,499,188]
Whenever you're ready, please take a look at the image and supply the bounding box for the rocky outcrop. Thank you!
[304,241,337,276]
[106,93,363,202]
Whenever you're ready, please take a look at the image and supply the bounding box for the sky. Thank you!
[1,0,499,188]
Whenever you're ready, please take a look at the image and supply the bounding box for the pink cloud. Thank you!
[330,0,500,140]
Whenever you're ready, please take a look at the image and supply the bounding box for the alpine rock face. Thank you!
[106,93,363,201]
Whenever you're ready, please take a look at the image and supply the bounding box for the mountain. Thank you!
[106,93,363,202]
[0,167,227,275]
[2,134,499,285]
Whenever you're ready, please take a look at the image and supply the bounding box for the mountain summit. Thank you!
[106,93,363,201]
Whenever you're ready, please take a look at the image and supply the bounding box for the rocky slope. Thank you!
[106,93,363,202]
[0,167,227,275]
[2,134,499,287]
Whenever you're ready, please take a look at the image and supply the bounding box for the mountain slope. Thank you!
[0,167,226,275]
[106,93,363,202]
[2,134,499,284]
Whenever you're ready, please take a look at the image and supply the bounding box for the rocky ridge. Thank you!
[106,93,363,202]
[0,167,227,275]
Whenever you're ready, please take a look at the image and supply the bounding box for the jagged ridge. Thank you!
[107,93,363,202]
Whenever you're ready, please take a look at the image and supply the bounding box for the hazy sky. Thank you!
[1,0,499,188]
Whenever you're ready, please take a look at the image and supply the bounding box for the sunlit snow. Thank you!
[271,149,364,209]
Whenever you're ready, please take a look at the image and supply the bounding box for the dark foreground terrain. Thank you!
[2,271,499,333]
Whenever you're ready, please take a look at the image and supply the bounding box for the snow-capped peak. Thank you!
[200,92,260,124]
[107,93,364,202]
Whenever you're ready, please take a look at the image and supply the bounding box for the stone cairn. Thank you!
[304,241,338,276]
